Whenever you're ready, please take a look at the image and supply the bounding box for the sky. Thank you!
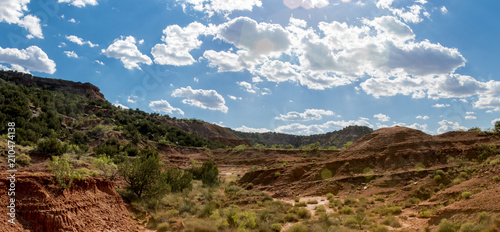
[1,0,499,135]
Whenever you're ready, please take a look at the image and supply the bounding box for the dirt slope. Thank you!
[240,126,500,197]
[0,172,138,232]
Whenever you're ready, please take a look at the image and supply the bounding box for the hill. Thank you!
[232,125,373,148]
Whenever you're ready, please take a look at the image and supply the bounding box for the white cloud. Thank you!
[171,86,228,113]
[440,6,448,14]
[237,81,257,93]
[275,109,335,121]
[217,17,291,60]
[255,60,300,83]
[149,99,184,115]
[437,120,467,134]
[127,95,137,103]
[203,50,246,72]
[466,111,475,115]
[234,125,271,133]
[152,22,210,66]
[252,76,263,83]
[66,35,99,47]
[416,115,429,120]
[179,0,262,16]
[376,0,429,23]
[0,45,56,74]
[113,101,129,109]
[275,123,325,135]
[465,116,476,120]
[64,51,78,58]
[102,36,152,70]
[433,103,450,108]
[58,0,98,7]
[374,113,390,122]
[95,60,104,65]
[227,95,242,100]
[68,18,77,23]
[0,0,43,39]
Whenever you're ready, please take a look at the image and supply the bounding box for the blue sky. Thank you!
[1,0,499,135]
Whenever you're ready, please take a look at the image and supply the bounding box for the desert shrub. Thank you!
[74,168,99,177]
[459,222,476,232]
[295,202,307,207]
[296,208,311,219]
[369,224,389,232]
[36,138,68,156]
[460,172,469,179]
[374,195,385,202]
[493,176,500,182]
[270,223,282,232]
[372,204,402,216]
[307,199,318,204]
[156,222,170,232]
[417,210,433,218]
[344,197,358,206]
[119,149,189,198]
[48,154,81,189]
[436,169,445,176]
[286,223,308,232]
[477,144,498,162]
[434,174,442,182]
[315,205,326,214]
[275,171,281,177]
[381,215,401,228]
[343,217,359,229]
[184,218,218,232]
[294,197,300,202]
[437,219,459,232]
[326,193,335,201]
[284,213,299,222]
[233,144,249,153]
[340,206,354,214]
[189,161,220,187]
[411,186,433,200]
[91,155,118,180]
[329,199,342,208]
[16,153,31,165]
[462,191,472,199]
[494,121,500,133]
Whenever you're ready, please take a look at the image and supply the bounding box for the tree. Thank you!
[494,121,500,133]
[36,138,68,156]
[119,149,170,198]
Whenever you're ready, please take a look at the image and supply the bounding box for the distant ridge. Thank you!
[232,125,373,148]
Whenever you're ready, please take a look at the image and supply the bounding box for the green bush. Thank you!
[91,155,118,180]
[462,191,472,199]
[286,223,308,232]
[437,219,459,232]
[296,208,311,219]
[189,161,220,187]
[36,138,68,156]
[119,149,189,198]
[270,223,282,232]
[48,154,81,189]
[381,215,401,228]
[340,206,354,214]
[369,224,389,232]
[16,153,31,166]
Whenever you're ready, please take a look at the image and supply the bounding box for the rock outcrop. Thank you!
[0,172,138,232]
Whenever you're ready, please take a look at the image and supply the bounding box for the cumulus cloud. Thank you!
[275,123,325,135]
[275,109,335,121]
[58,0,98,7]
[465,116,477,120]
[437,120,467,134]
[0,0,43,38]
[237,81,258,93]
[152,22,211,66]
[416,115,429,120]
[113,101,129,109]
[203,50,246,72]
[149,99,184,115]
[179,0,262,16]
[64,51,78,58]
[432,103,450,108]
[172,86,228,113]
[102,36,152,70]
[440,6,448,14]
[374,113,390,122]
[66,35,99,47]
[217,17,291,60]
[0,45,56,74]
[234,125,271,133]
